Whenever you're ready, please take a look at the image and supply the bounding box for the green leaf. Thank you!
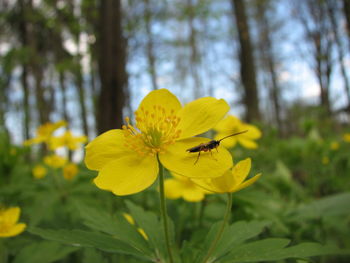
[291,192,350,220]
[82,248,108,263]
[125,201,166,255]
[220,238,350,263]
[29,227,152,261]
[75,201,151,256]
[125,200,179,262]
[13,241,79,263]
[195,220,269,263]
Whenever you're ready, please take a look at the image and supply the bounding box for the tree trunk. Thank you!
[343,0,350,41]
[75,58,90,137]
[18,0,31,139]
[327,0,350,110]
[59,71,70,126]
[144,0,158,90]
[232,0,261,122]
[187,0,201,99]
[256,1,282,133]
[97,0,127,134]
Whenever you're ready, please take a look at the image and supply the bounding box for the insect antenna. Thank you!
[218,130,248,142]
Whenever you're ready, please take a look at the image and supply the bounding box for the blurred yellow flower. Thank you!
[192,158,261,193]
[322,156,330,165]
[122,213,148,240]
[330,141,339,150]
[164,173,209,202]
[32,165,47,179]
[63,163,78,180]
[85,89,232,196]
[214,115,261,149]
[44,154,67,168]
[49,131,87,150]
[23,120,66,146]
[343,133,350,143]
[0,207,26,238]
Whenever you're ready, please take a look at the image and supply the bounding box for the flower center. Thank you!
[122,105,181,156]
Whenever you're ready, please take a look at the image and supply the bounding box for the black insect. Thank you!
[186,130,248,164]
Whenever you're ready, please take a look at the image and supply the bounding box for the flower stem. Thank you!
[157,155,174,263]
[201,193,232,263]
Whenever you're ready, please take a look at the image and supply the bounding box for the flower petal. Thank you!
[4,207,20,225]
[137,89,182,114]
[160,137,233,178]
[234,173,262,192]
[93,154,158,196]
[191,170,233,193]
[164,179,183,199]
[85,129,131,171]
[230,158,251,188]
[244,124,262,139]
[0,223,26,237]
[214,115,241,133]
[214,133,238,148]
[238,138,258,149]
[176,97,229,139]
[182,188,206,202]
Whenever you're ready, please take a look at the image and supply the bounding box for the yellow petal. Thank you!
[191,170,232,193]
[214,115,241,133]
[0,223,26,237]
[192,158,253,193]
[214,133,238,148]
[122,213,135,225]
[182,188,205,202]
[164,179,183,199]
[137,89,182,114]
[160,137,233,178]
[230,158,251,188]
[93,154,158,196]
[85,129,131,171]
[233,173,262,192]
[243,124,262,139]
[238,138,258,149]
[176,97,229,139]
[3,207,20,225]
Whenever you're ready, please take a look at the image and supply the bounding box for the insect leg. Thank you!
[194,151,201,165]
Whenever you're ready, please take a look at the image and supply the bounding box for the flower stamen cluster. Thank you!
[122,105,181,156]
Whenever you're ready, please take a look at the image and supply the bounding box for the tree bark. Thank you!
[144,0,158,90]
[327,0,350,110]
[256,1,282,133]
[97,0,127,134]
[343,0,350,40]
[232,0,261,122]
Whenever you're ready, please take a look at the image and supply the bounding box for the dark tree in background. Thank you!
[255,0,283,133]
[97,0,128,134]
[232,0,261,122]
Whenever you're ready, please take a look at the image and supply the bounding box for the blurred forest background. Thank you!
[1,0,350,142]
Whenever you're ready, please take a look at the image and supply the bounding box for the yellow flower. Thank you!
[63,163,78,180]
[164,173,209,202]
[23,120,66,146]
[49,131,87,150]
[32,165,47,179]
[330,141,339,150]
[322,156,329,165]
[214,115,261,149]
[43,154,67,168]
[85,89,232,196]
[0,207,26,238]
[191,158,261,193]
[343,133,350,143]
[122,213,148,240]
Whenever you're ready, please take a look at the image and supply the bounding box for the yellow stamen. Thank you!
[122,105,181,156]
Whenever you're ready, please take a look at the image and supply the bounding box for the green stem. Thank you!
[157,155,174,263]
[201,193,232,263]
